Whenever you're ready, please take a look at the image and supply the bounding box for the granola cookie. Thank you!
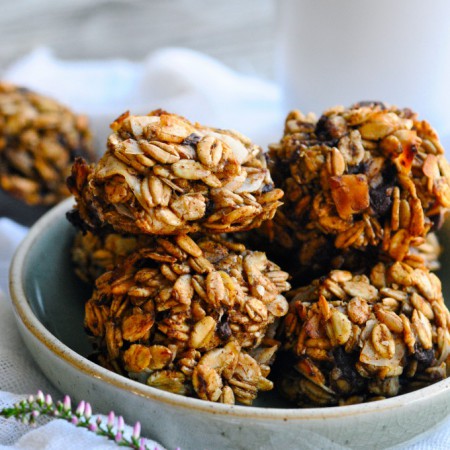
[84,234,290,404]
[68,110,283,235]
[266,102,450,275]
[0,82,93,205]
[278,262,450,406]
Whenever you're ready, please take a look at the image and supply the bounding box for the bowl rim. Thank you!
[9,197,450,421]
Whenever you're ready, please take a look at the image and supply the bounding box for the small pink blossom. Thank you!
[132,421,141,439]
[63,395,71,412]
[107,411,115,428]
[117,415,125,432]
[75,400,85,416]
[45,394,53,406]
[84,402,92,420]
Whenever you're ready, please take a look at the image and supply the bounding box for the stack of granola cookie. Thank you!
[68,103,450,408]
[267,102,450,406]
[67,110,291,405]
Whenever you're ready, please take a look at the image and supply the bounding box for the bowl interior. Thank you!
[21,205,450,408]
[23,214,92,357]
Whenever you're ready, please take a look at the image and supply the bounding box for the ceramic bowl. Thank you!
[9,198,450,450]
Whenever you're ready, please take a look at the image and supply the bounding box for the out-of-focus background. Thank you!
[0,0,276,79]
[1,0,450,145]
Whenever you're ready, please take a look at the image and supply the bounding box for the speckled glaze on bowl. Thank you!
[9,198,450,450]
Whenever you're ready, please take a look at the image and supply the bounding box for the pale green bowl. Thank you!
[9,198,450,450]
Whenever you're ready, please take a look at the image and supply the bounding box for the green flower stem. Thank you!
[0,391,163,450]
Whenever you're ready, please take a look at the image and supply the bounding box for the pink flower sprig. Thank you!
[0,391,162,450]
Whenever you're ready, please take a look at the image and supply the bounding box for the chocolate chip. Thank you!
[401,108,416,119]
[347,161,367,175]
[204,198,215,217]
[332,347,366,392]
[370,185,392,216]
[369,163,397,216]
[261,183,274,194]
[315,115,347,141]
[217,314,232,341]
[412,346,435,367]
[182,133,202,147]
[66,209,90,234]
[429,212,445,230]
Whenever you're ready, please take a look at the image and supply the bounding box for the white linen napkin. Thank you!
[0,47,449,449]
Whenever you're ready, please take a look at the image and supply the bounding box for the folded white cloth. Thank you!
[3,47,283,152]
[0,47,449,449]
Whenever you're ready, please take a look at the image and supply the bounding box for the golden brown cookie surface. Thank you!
[266,102,450,277]
[69,110,283,235]
[278,262,450,406]
[85,234,291,404]
[0,82,93,205]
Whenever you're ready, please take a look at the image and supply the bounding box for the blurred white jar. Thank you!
[277,0,450,141]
